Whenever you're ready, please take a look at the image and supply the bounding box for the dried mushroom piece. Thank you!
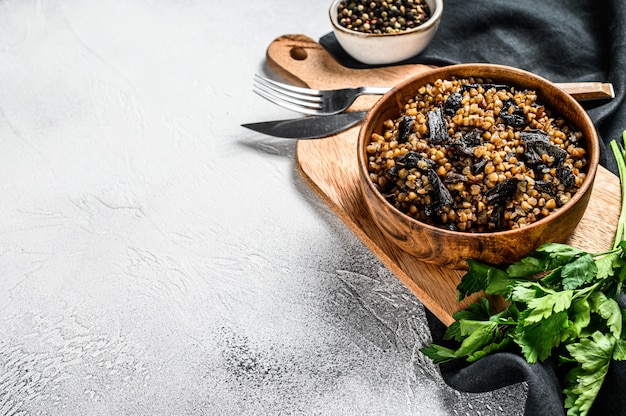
[396,151,435,170]
[427,107,449,145]
[471,159,489,175]
[425,168,453,215]
[486,177,522,206]
[444,172,468,184]
[556,166,576,187]
[499,98,526,127]
[520,129,550,144]
[398,116,415,143]
[444,92,462,116]
[533,180,556,197]
[489,205,505,230]
[521,129,568,171]
[451,129,483,157]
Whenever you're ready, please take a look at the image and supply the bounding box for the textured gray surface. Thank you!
[0,1,527,414]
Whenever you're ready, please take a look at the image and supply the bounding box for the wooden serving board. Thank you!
[266,34,622,326]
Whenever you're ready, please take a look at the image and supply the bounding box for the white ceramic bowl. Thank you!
[329,0,443,65]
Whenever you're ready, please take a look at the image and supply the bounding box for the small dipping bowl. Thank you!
[329,0,443,65]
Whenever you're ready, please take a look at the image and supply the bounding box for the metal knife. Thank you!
[241,111,368,139]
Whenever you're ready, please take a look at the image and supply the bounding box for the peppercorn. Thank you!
[336,0,431,34]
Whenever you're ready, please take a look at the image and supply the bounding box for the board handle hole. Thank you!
[289,47,308,61]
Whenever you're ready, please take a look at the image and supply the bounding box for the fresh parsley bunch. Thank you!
[421,133,626,416]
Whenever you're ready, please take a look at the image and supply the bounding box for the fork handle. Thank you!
[359,86,392,95]
[555,82,615,101]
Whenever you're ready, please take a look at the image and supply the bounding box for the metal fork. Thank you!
[254,74,615,115]
[253,74,390,116]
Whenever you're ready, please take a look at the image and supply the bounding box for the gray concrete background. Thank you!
[0,1,526,414]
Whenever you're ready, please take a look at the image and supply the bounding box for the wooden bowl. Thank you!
[357,64,600,269]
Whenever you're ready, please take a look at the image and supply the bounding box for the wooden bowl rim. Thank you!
[357,63,600,238]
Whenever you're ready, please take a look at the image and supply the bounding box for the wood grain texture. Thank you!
[267,34,621,326]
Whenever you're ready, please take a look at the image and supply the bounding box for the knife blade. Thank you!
[241,111,368,139]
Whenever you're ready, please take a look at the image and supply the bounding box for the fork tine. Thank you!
[253,83,322,110]
[254,74,323,96]
[253,80,323,106]
[254,75,323,104]
[252,85,324,115]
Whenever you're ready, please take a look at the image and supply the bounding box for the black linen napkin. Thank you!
[320,0,625,175]
[322,1,626,415]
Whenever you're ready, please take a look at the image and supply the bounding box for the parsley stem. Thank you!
[591,247,622,257]
[571,281,601,300]
[609,134,626,250]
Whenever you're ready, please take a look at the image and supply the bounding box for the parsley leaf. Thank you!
[419,344,458,364]
[589,291,622,338]
[422,319,502,365]
[457,259,508,301]
[485,275,525,297]
[506,254,546,277]
[563,331,615,416]
[595,252,622,281]
[568,299,591,339]
[445,297,492,341]
[505,242,583,278]
[454,319,499,358]
[613,338,626,361]
[524,290,573,325]
[510,281,546,303]
[561,253,597,290]
[541,266,564,288]
[516,310,570,363]
[467,337,513,363]
[536,243,584,268]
